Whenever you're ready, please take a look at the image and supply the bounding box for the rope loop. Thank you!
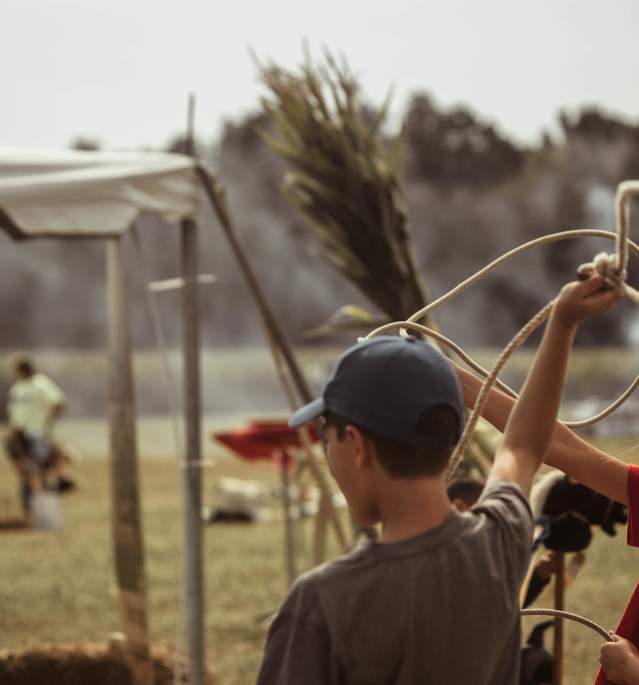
[521,608,612,642]
[357,186,639,662]
[363,228,639,481]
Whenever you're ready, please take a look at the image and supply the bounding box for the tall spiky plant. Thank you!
[257,51,493,478]
[257,50,430,323]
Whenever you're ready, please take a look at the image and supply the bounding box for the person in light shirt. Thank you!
[5,354,67,518]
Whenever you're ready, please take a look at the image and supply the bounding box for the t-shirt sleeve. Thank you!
[37,375,65,406]
[472,480,533,582]
[627,464,639,547]
[256,581,337,685]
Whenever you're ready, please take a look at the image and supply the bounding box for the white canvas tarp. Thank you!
[0,149,199,239]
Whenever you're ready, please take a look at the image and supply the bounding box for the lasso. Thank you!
[364,180,639,640]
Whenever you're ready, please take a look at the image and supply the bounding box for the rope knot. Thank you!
[576,251,639,304]
[576,251,626,287]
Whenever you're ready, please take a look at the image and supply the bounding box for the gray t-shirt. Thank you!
[256,480,532,685]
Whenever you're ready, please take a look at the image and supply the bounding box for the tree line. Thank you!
[1,93,638,351]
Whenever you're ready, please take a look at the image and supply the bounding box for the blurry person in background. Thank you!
[4,354,74,520]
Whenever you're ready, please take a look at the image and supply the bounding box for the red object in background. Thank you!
[594,464,639,685]
[212,420,321,468]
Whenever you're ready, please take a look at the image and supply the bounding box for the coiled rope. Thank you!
[364,183,639,640]
[364,229,639,479]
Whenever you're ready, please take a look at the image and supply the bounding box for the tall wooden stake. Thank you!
[313,493,329,566]
[553,552,565,685]
[277,449,297,585]
[107,237,152,685]
[181,215,205,685]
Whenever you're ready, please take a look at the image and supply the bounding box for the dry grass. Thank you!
[0,435,638,684]
[0,452,344,685]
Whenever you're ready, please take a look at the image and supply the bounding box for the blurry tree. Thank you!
[219,112,271,157]
[560,107,639,183]
[404,93,525,188]
[165,133,210,160]
[69,136,101,151]
[216,112,290,211]
[3,95,639,352]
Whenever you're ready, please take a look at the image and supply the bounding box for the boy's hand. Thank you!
[600,634,639,685]
[553,275,622,329]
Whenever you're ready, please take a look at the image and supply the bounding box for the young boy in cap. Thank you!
[256,274,619,685]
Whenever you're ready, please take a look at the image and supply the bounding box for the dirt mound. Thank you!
[0,642,214,685]
[0,518,27,532]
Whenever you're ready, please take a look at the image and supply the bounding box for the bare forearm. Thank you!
[456,365,629,504]
[546,429,629,505]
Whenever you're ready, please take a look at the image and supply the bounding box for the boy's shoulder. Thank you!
[474,478,532,510]
[270,544,372,635]
[260,481,533,685]
[285,543,371,598]
[288,480,531,603]
[470,478,533,538]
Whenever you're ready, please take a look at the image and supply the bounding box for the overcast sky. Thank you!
[3,0,639,151]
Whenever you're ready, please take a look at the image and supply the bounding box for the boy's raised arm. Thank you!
[487,276,621,498]
[458,365,630,505]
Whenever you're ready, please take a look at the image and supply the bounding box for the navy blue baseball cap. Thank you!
[289,335,465,446]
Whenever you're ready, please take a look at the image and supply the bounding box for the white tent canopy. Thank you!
[0,147,207,684]
[0,148,198,239]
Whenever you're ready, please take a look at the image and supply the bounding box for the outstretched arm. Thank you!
[457,365,629,504]
[486,276,622,498]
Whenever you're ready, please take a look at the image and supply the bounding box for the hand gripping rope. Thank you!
[364,180,639,641]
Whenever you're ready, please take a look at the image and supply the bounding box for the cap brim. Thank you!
[289,398,326,428]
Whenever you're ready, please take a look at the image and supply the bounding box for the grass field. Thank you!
[1,431,639,684]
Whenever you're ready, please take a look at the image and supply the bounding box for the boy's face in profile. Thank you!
[323,421,379,527]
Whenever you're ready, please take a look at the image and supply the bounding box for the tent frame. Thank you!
[1,216,204,685]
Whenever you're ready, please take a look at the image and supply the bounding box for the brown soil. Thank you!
[0,518,28,532]
[0,642,214,685]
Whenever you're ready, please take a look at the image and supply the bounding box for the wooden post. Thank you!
[553,552,565,685]
[181,216,205,685]
[277,449,297,586]
[107,237,152,685]
[312,493,329,566]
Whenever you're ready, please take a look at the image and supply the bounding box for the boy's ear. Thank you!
[346,425,375,469]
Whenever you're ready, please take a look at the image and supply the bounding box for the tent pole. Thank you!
[277,448,297,586]
[106,237,152,685]
[180,217,205,685]
[553,551,565,685]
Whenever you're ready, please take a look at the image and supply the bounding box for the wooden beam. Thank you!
[553,552,565,685]
[106,237,152,685]
[181,217,205,685]
[277,449,297,586]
